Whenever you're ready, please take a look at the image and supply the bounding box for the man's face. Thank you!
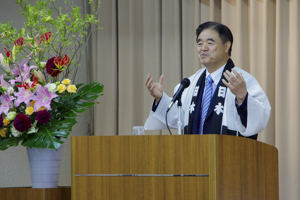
[197,29,230,71]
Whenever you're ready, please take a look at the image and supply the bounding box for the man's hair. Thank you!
[196,21,233,56]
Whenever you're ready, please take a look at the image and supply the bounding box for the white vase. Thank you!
[26,144,64,188]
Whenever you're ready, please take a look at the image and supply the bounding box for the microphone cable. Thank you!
[165,109,172,135]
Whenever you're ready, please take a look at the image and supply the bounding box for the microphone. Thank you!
[167,78,190,112]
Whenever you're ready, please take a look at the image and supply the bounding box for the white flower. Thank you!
[46,83,57,93]
[40,61,46,68]
[11,125,22,137]
[7,111,17,121]
[24,78,31,85]
[27,121,38,134]
[7,87,14,95]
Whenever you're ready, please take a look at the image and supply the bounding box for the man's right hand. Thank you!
[145,74,164,102]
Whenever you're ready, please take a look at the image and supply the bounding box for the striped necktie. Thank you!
[199,75,213,134]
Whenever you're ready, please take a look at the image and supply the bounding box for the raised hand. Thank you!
[222,68,247,104]
[145,74,164,102]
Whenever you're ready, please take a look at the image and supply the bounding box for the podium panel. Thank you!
[74,176,209,199]
[71,135,278,200]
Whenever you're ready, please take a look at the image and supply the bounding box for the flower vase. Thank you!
[26,144,64,188]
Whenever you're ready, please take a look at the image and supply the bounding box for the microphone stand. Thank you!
[177,99,182,135]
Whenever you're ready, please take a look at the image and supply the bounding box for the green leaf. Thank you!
[70,93,80,99]
[0,136,25,150]
[77,82,104,95]
[22,130,67,149]
[60,110,78,118]
[79,94,101,100]
[72,107,87,113]
[76,101,95,108]
[21,118,77,150]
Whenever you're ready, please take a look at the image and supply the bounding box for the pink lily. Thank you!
[9,58,37,85]
[32,85,58,111]
[0,94,16,115]
[14,87,35,107]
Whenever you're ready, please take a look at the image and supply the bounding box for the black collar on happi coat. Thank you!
[185,58,235,135]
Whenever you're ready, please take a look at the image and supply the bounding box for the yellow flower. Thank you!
[67,85,77,93]
[25,106,35,115]
[57,84,67,93]
[0,129,6,137]
[62,78,71,85]
[30,100,36,107]
[38,106,46,111]
[3,118,10,126]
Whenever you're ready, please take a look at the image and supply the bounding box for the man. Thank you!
[144,21,271,139]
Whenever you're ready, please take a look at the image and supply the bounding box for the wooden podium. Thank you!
[71,135,278,200]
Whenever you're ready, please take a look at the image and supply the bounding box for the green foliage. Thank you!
[0,82,104,150]
[0,0,103,150]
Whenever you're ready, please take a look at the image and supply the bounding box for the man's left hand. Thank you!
[222,68,247,104]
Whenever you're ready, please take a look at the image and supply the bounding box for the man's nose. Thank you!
[202,43,208,50]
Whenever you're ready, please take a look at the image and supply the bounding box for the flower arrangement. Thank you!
[0,0,103,150]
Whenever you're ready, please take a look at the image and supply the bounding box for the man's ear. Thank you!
[224,41,231,53]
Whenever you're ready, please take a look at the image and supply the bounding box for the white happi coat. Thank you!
[144,67,271,136]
